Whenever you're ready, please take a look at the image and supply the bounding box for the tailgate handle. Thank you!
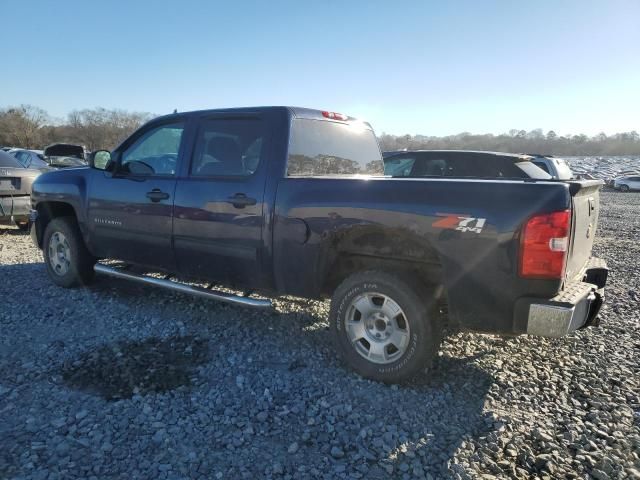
[588,197,595,216]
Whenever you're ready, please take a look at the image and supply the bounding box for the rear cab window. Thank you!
[287,119,383,176]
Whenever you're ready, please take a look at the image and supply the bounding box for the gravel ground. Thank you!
[0,190,638,480]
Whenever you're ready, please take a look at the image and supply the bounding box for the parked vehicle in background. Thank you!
[30,107,607,382]
[613,176,640,192]
[575,173,597,180]
[8,149,50,169]
[42,143,87,168]
[0,150,44,230]
[382,150,552,179]
[8,144,87,169]
[527,154,574,180]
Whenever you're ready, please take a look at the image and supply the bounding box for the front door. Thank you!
[87,120,186,270]
[173,115,270,288]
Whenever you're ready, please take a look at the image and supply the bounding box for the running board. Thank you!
[94,264,273,310]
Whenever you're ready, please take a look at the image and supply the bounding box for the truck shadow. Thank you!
[59,335,210,400]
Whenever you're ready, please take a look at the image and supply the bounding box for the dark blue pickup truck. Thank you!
[30,107,608,382]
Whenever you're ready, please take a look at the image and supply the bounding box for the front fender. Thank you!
[31,168,91,246]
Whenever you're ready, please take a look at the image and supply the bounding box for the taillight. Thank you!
[519,210,570,279]
[321,111,348,121]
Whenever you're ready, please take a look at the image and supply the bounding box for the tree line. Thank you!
[0,105,153,152]
[379,128,640,156]
[1,104,638,155]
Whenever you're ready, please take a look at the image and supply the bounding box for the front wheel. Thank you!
[329,270,442,383]
[620,184,630,192]
[43,216,96,287]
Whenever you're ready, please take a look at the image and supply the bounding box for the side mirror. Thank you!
[90,150,113,171]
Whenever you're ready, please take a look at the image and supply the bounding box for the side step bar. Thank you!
[94,264,273,310]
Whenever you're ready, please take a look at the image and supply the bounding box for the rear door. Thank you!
[172,114,271,288]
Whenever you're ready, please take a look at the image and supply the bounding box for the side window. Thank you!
[15,152,29,167]
[121,122,184,176]
[190,118,264,177]
[384,156,415,176]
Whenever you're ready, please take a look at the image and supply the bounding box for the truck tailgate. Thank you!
[565,180,603,282]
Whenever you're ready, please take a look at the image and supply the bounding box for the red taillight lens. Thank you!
[321,111,348,121]
[519,210,570,279]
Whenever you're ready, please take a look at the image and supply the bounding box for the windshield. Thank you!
[515,161,552,179]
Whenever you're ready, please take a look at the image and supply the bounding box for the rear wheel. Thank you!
[43,217,96,287]
[620,184,630,192]
[329,270,442,383]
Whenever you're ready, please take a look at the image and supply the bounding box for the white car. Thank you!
[614,176,640,192]
[528,155,574,180]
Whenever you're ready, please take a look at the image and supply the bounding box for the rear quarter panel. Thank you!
[273,177,572,333]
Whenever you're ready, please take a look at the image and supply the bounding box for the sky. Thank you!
[1,0,639,136]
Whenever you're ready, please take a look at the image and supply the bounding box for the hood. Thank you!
[44,143,86,160]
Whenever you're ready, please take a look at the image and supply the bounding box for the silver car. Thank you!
[614,175,640,192]
[0,151,44,230]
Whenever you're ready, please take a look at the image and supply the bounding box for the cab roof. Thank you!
[155,106,372,129]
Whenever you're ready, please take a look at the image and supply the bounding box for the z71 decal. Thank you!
[432,214,487,234]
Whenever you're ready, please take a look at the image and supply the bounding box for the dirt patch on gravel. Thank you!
[61,336,209,400]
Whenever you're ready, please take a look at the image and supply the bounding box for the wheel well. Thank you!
[35,202,77,247]
[322,253,446,300]
[321,226,446,297]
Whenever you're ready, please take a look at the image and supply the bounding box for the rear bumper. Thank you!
[516,257,608,338]
[0,195,31,223]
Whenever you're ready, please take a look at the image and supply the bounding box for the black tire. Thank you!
[620,184,630,192]
[329,270,442,383]
[15,221,29,231]
[43,216,96,287]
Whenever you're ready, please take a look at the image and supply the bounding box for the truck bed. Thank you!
[273,175,602,334]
